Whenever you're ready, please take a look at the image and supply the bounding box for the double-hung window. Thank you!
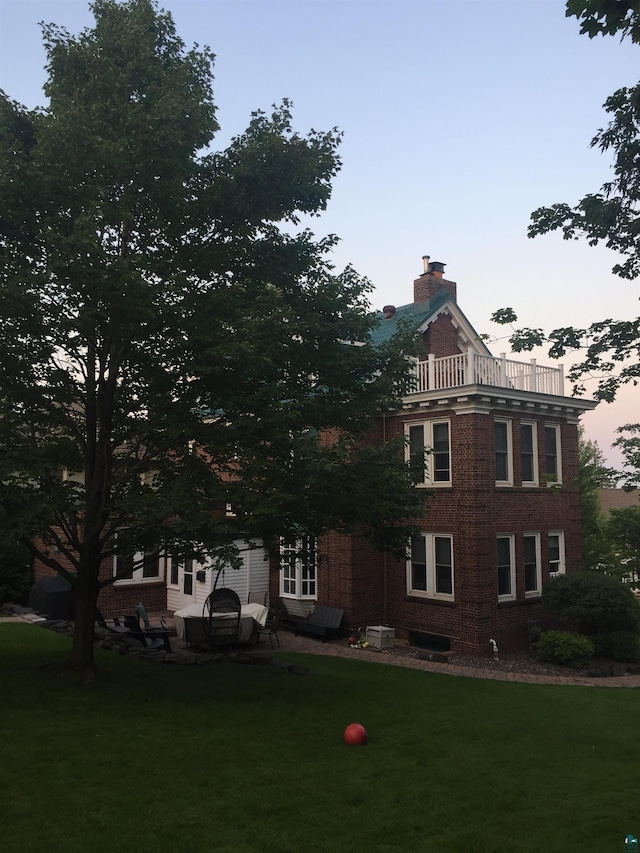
[114,547,162,585]
[520,422,538,486]
[495,419,513,486]
[497,534,516,600]
[548,531,565,575]
[544,425,562,484]
[280,536,317,599]
[406,420,451,486]
[407,533,454,600]
[523,533,541,596]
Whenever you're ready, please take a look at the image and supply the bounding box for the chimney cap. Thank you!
[382,304,396,319]
[429,260,446,275]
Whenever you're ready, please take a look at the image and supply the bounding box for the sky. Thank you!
[1,0,638,467]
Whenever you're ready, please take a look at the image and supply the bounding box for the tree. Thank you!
[491,2,640,403]
[577,428,618,569]
[566,1,640,44]
[0,0,423,677]
[613,422,640,488]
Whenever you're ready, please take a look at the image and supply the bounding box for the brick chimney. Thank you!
[414,255,457,303]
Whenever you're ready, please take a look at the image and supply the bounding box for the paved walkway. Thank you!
[270,628,640,688]
[5,612,640,687]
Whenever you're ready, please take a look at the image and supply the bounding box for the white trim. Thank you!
[405,419,452,487]
[494,419,513,486]
[113,548,163,586]
[544,424,562,485]
[280,537,317,600]
[407,533,455,600]
[523,532,542,597]
[497,534,516,601]
[520,421,539,487]
[548,530,566,576]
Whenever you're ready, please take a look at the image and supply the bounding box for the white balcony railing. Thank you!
[410,348,564,397]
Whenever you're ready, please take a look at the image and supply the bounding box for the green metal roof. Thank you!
[370,288,451,348]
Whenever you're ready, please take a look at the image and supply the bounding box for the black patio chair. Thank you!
[123,613,173,652]
[255,607,284,650]
[203,588,242,651]
[95,608,130,635]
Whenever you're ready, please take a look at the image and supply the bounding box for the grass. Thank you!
[2,625,640,853]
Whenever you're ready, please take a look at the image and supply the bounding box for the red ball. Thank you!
[348,636,357,645]
[343,723,368,745]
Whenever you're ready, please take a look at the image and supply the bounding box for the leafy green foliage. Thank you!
[603,506,640,580]
[543,570,640,635]
[592,630,640,662]
[491,6,640,403]
[577,429,618,569]
[535,630,595,668]
[566,0,640,44]
[0,528,31,606]
[0,0,423,671]
[613,422,640,488]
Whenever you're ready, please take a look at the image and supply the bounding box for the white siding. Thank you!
[169,538,269,611]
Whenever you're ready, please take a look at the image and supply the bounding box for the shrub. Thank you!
[592,632,640,663]
[0,542,32,607]
[543,571,640,635]
[536,631,595,669]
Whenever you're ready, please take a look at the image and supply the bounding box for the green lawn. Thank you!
[2,624,639,853]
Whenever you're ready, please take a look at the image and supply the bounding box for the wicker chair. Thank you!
[203,588,242,651]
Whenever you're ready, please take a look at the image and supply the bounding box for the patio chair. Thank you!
[255,607,284,650]
[203,587,241,651]
[248,590,268,606]
[95,608,130,635]
[135,602,170,631]
[123,613,173,652]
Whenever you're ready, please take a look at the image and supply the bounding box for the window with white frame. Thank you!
[544,424,562,484]
[548,531,566,576]
[114,547,162,585]
[280,536,317,599]
[167,553,194,591]
[497,534,516,600]
[523,533,541,596]
[520,422,538,486]
[406,420,451,486]
[494,419,513,486]
[407,533,454,599]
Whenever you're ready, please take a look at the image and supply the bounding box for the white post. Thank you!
[428,353,435,391]
[465,346,475,385]
[499,353,507,388]
[529,358,537,392]
[558,364,564,396]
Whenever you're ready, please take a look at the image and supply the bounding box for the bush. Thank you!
[536,631,595,669]
[0,543,32,607]
[543,571,640,635]
[592,632,640,663]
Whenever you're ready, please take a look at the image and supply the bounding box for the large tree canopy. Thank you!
[566,0,640,44]
[0,0,422,674]
[492,1,640,403]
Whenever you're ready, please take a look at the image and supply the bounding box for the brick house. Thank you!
[281,258,597,654]
[32,257,596,655]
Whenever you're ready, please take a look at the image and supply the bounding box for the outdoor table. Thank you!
[173,602,268,647]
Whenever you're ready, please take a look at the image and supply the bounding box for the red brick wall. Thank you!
[32,545,168,618]
[414,273,457,304]
[317,407,584,655]
[420,313,461,358]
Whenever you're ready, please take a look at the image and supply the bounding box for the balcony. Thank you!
[410,350,565,397]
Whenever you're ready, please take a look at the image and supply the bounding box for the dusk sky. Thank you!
[1,0,638,466]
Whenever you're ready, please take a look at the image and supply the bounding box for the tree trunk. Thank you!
[62,560,100,679]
